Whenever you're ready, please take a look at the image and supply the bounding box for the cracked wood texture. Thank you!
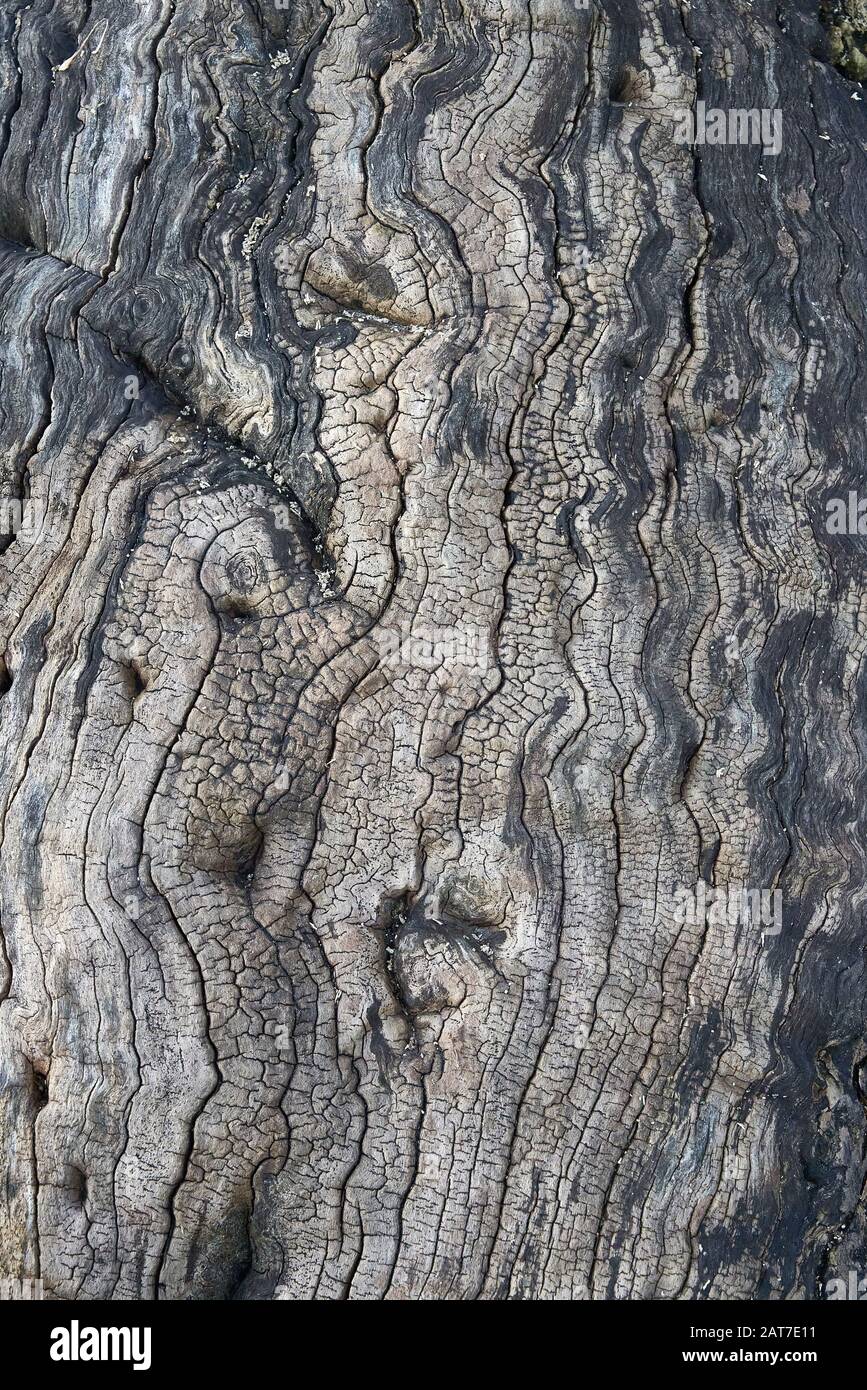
[0,0,865,1302]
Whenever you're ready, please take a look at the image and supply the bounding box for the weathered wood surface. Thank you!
[0,0,865,1300]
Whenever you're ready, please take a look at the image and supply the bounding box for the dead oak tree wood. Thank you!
[0,0,865,1300]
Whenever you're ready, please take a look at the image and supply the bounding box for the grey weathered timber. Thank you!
[0,0,865,1301]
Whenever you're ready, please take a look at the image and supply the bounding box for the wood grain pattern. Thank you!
[0,0,865,1300]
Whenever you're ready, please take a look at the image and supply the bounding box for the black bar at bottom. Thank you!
[0,1293,860,1377]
